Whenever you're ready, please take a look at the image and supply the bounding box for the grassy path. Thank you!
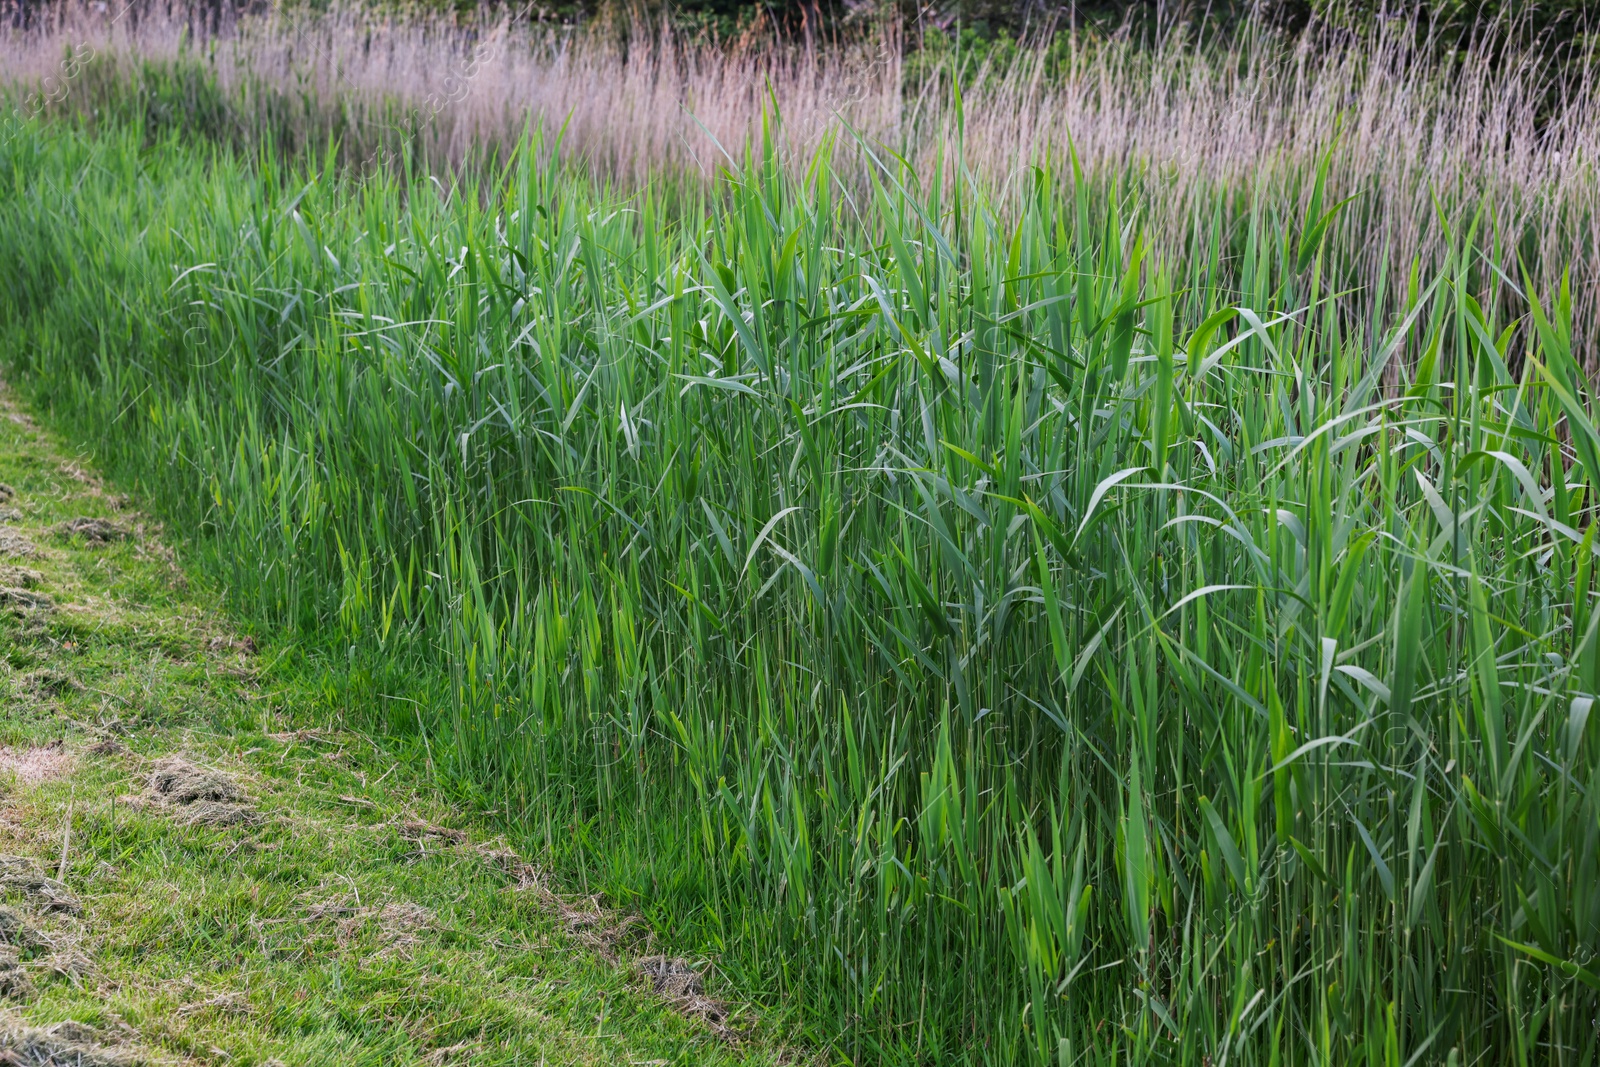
[0,383,782,1066]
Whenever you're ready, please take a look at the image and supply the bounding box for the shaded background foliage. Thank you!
[5,0,1596,51]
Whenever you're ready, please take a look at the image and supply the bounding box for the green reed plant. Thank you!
[1,114,1597,1065]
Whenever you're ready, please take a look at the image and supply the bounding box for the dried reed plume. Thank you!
[3,1,1597,342]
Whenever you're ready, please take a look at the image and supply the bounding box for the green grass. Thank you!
[0,109,1596,1066]
[0,384,783,1063]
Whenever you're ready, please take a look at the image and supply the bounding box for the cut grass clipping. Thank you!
[0,109,1597,1065]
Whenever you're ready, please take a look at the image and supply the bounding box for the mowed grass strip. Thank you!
[0,386,784,1066]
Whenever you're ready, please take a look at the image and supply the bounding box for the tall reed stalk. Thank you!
[2,31,1599,1065]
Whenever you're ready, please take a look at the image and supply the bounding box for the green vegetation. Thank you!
[0,381,778,1062]
[0,99,1596,1067]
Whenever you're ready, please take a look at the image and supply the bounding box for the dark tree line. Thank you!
[5,0,1594,66]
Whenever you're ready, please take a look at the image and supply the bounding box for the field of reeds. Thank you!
[7,1,1599,335]
[3,4,1600,1063]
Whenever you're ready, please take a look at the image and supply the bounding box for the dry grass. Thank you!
[52,518,127,544]
[0,590,50,613]
[0,532,35,560]
[636,956,733,1034]
[135,755,259,826]
[0,1017,140,1065]
[0,747,73,787]
[298,894,435,953]
[0,857,78,915]
[146,755,245,805]
[3,4,1595,339]
[3,4,901,182]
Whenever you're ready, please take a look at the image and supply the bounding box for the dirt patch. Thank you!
[0,858,79,915]
[0,745,73,786]
[143,756,257,826]
[207,636,257,655]
[0,487,12,504]
[0,1019,140,1065]
[54,518,126,545]
[0,510,19,525]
